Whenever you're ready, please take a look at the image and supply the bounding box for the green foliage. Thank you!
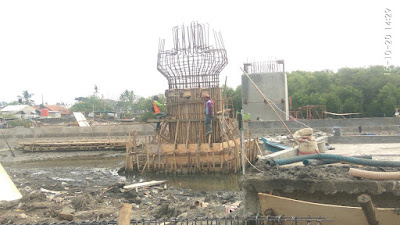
[71,65,400,122]
[287,65,400,117]
[372,83,400,117]
[224,85,242,112]
[134,94,166,122]
[117,90,137,114]
[6,119,31,128]
[19,90,34,105]
[71,95,113,113]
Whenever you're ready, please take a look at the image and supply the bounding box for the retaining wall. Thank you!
[328,135,400,144]
[248,117,400,136]
[0,124,154,139]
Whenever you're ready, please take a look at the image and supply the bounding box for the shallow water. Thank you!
[3,155,241,192]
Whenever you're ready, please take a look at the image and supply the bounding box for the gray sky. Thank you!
[0,0,398,105]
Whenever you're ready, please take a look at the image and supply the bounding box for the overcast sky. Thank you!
[0,0,398,105]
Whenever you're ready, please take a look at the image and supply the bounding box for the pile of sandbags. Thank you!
[293,128,319,155]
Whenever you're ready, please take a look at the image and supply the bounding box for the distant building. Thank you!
[43,105,71,118]
[0,105,38,119]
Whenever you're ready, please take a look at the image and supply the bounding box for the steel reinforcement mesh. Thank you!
[157,22,228,89]
[24,216,333,225]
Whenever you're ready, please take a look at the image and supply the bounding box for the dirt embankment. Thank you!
[241,158,400,208]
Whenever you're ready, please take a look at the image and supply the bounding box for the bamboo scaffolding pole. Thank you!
[146,143,150,170]
[152,154,156,170]
[185,120,191,152]
[125,134,132,172]
[196,133,201,171]
[133,131,139,171]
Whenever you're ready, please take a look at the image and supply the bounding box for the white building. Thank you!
[0,105,38,119]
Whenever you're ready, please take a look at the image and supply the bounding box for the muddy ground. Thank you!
[3,136,400,224]
[0,138,245,224]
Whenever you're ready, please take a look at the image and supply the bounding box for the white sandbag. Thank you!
[299,139,319,155]
[293,128,314,141]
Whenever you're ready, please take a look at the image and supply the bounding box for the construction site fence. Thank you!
[32,216,332,225]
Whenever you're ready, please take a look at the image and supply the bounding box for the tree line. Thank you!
[288,66,400,117]
[223,65,400,118]
[4,66,398,120]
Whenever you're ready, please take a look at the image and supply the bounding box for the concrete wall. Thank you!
[242,72,288,121]
[248,117,400,136]
[37,117,75,124]
[1,124,154,139]
[328,135,400,144]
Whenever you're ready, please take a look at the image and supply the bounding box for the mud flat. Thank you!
[0,150,244,224]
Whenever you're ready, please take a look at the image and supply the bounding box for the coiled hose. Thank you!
[269,153,400,167]
[349,168,400,180]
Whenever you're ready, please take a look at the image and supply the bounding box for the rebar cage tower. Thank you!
[157,22,228,89]
[157,22,229,144]
[124,22,258,174]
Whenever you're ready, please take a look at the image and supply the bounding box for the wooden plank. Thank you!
[185,120,191,152]
[256,139,263,156]
[258,193,400,225]
[123,180,168,189]
[118,203,132,225]
[125,134,133,173]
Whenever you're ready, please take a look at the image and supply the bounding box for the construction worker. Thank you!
[153,95,167,131]
[204,94,214,136]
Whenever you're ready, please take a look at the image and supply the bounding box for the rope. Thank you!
[245,155,265,173]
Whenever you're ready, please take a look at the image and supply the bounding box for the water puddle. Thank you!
[4,155,241,191]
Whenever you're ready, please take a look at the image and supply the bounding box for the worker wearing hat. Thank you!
[204,94,214,136]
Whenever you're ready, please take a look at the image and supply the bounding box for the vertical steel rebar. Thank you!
[157,22,228,89]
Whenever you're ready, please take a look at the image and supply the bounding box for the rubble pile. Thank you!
[0,167,243,224]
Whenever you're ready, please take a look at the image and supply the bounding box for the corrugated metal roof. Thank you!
[45,105,71,115]
[1,105,30,112]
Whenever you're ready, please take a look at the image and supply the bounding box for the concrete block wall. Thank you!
[248,117,400,136]
[241,72,288,121]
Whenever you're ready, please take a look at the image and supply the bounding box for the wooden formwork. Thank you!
[125,116,260,173]
[125,87,259,174]
[164,88,223,144]
[125,136,259,173]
